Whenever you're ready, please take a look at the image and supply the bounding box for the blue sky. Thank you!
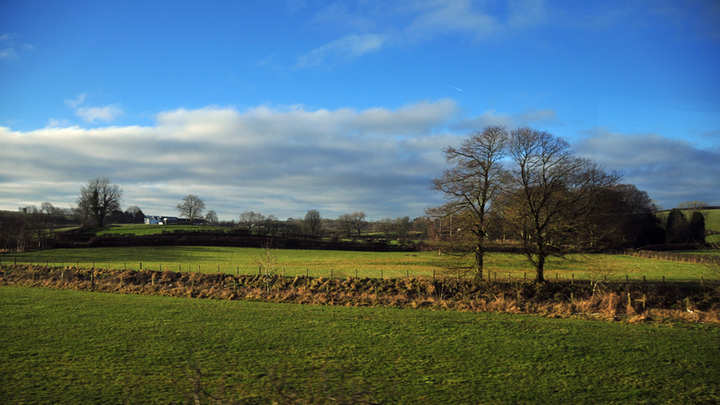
[1,0,719,221]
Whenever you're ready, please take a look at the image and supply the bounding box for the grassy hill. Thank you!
[87,223,234,236]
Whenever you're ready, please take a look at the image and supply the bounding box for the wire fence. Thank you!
[1,256,716,285]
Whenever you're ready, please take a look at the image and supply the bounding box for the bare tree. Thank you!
[428,126,510,280]
[339,212,367,238]
[76,177,123,228]
[176,195,205,223]
[304,209,322,236]
[379,218,396,241]
[256,240,279,275]
[40,202,55,215]
[338,214,354,238]
[126,205,142,215]
[205,210,219,225]
[264,215,281,236]
[678,200,708,211]
[239,211,265,228]
[506,128,622,282]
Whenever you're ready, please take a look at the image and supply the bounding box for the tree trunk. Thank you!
[475,245,484,280]
[535,254,545,283]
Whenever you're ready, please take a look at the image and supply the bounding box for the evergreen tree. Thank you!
[634,212,666,246]
[689,211,706,243]
[665,209,689,243]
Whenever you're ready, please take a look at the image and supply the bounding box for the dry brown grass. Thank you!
[2,264,718,325]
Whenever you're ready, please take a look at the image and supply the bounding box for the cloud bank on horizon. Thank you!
[2,101,718,220]
[0,0,718,220]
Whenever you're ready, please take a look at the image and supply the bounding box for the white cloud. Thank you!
[404,0,504,41]
[75,105,124,123]
[4,103,714,219]
[508,0,547,29]
[0,48,18,60]
[0,101,461,219]
[404,0,548,41]
[64,93,87,108]
[575,128,720,208]
[454,108,557,130]
[64,93,124,123]
[0,34,33,60]
[296,34,386,67]
[294,0,548,67]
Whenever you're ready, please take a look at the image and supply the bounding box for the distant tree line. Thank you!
[2,163,710,258]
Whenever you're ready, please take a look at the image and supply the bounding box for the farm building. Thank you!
[144,215,203,225]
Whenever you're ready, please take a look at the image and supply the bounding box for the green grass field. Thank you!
[2,246,717,282]
[84,224,234,236]
[1,286,718,404]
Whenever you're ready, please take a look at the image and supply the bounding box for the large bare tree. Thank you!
[507,128,621,282]
[76,177,123,228]
[428,126,509,280]
[176,195,205,223]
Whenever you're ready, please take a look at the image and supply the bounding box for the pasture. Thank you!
[90,224,233,236]
[1,246,717,282]
[1,286,718,404]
